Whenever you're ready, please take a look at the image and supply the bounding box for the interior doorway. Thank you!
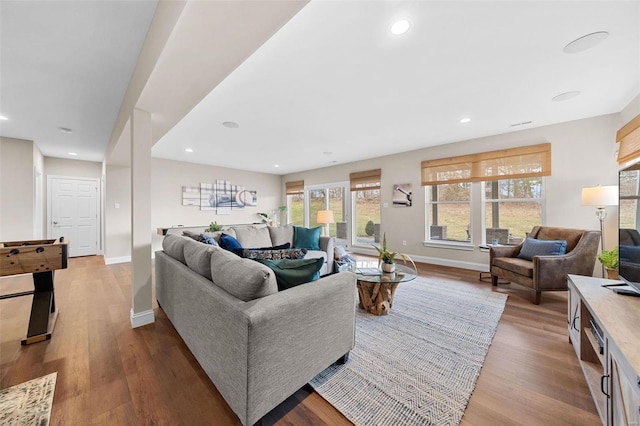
[47,176,100,257]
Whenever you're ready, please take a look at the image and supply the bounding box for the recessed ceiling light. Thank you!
[58,127,73,133]
[222,121,239,128]
[274,164,280,168]
[185,148,194,153]
[390,19,411,35]
[0,115,8,121]
[552,91,581,102]
[68,152,78,156]
[563,31,609,54]
[459,117,471,124]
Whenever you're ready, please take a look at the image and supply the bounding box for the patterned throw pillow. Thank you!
[242,248,307,260]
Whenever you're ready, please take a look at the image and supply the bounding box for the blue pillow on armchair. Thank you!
[293,226,322,250]
[517,237,567,261]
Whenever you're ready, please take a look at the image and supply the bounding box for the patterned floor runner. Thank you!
[0,372,57,426]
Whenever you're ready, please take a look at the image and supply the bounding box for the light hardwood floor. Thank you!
[0,256,599,425]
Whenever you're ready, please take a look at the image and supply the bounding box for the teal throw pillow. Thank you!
[517,237,567,261]
[257,257,324,291]
[293,226,322,250]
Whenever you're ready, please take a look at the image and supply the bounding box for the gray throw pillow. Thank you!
[210,246,278,301]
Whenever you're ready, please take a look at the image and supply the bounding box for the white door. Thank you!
[48,176,99,257]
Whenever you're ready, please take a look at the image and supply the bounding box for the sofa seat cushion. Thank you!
[493,257,533,278]
[210,246,278,301]
[162,234,188,264]
[183,238,215,280]
[256,257,324,291]
[234,225,272,248]
[268,225,294,247]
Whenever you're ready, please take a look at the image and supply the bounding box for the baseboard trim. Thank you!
[130,308,155,328]
[105,256,131,265]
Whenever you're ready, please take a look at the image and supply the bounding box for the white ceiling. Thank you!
[153,0,640,175]
[1,1,639,175]
[0,0,157,161]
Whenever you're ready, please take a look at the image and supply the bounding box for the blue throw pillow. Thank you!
[257,257,324,291]
[293,226,321,250]
[620,245,640,263]
[219,233,243,255]
[200,234,219,246]
[517,237,567,261]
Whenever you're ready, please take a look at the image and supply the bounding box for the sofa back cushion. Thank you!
[268,225,294,247]
[162,234,188,264]
[183,238,215,280]
[234,225,272,248]
[210,246,278,301]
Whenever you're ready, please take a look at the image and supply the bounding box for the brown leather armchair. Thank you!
[490,226,600,304]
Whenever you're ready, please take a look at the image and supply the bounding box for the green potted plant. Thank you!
[598,247,619,279]
[373,233,406,273]
[205,221,223,232]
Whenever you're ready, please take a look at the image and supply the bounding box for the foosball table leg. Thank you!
[21,271,58,345]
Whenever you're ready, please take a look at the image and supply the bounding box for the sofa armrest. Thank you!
[241,271,356,425]
[489,244,522,267]
[534,231,600,290]
[319,235,335,274]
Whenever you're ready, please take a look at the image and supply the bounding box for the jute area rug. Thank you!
[0,372,57,426]
[310,277,507,426]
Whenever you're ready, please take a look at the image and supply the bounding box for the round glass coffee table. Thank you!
[352,261,417,315]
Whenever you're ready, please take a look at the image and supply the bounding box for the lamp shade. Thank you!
[581,185,618,206]
[316,210,335,225]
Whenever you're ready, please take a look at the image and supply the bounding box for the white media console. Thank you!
[568,274,640,425]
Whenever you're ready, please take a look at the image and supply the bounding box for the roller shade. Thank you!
[421,143,551,186]
[350,169,381,191]
[285,180,304,195]
[617,114,640,164]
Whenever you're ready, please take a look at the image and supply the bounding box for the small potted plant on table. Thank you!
[373,233,406,273]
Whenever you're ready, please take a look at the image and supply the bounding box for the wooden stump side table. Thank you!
[354,262,417,316]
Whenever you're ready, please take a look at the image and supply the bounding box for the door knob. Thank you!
[53,221,58,225]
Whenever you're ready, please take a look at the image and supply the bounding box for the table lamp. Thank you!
[316,210,335,236]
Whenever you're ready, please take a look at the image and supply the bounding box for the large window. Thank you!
[309,189,326,228]
[350,169,381,247]
[286,180,304,226]
[484,178,544,244]
[620,168,640,230]
[428,183,471,242]
[422,143,550,244]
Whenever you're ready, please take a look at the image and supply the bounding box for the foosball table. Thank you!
[0,238,68,345]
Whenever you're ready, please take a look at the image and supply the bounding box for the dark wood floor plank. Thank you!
[0,255,599,425]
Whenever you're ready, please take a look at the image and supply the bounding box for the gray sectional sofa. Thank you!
[191,224,334,276]
[155,234,356,426]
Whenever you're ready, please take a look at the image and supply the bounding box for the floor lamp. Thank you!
[316,210,335,236]
[581,185,618,277]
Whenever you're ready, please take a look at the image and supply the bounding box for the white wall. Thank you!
[0,137,36,241]
[283,113,621,273]
[149,158,282,254]
[103,158,283,262]
[44,157,102,179]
